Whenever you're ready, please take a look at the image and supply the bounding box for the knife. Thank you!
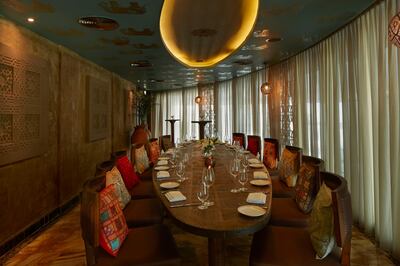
[170,202,202,208]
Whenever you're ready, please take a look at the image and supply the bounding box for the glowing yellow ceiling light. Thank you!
[159,0,259,68]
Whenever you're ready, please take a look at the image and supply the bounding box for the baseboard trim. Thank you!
[0,195,80,258]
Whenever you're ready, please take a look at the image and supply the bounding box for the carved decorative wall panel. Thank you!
[0,43,49,166]
[87,76,110,141]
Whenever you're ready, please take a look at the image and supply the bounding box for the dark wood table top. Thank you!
[152,143,271,238]
[191,120,211,124]
[165,119,180,122]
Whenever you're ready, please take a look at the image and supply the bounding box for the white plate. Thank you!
[154,166,170,170]
[237,205,266,217]
[158,157,169,160]
[250,179,271,186]
[249,163,264,168]
[160,182,180,189]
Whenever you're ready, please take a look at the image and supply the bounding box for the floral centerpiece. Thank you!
[200,137,219,155]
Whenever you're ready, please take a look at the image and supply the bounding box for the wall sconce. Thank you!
[195,96,202,104]
[389,11,400,48]
[260,82,272,95]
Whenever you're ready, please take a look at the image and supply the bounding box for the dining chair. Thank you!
[81,177,180,266]
[271,145,303,198]
[160,135,174,151]
[262,138,280,172]
[83,175,162,228]
[232,132,246,148]
[247,135,261,156]
[250,171,352,266]
[269,156,325,228]
[96,159,155,200]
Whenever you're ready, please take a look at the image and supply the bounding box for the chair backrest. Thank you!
[263,138,280,168]
[111,149,127,162]
[302,155,325,194]
[321,172,353,266]
[247,135,261,156]
[232,133,246,148]
[95,160,114,176]
[160,135,173,151]
[80,176,106,266]
[284,145,303,172]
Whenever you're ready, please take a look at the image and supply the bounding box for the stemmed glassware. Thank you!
[197,182,209,210]
[233,139,240,149]
[176,161,186,182]
[242,154,249,171]
[229,159,240,193]
[238,168,248,192]
[202,166,215,206]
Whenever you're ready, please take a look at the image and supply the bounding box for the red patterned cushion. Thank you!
[99,184,129,257]
[116,156,139,190]
[295,164,317,213]
[148,140,160,164]
[247,138,258,156]
[263,142,278,169]
[278,148,298,186]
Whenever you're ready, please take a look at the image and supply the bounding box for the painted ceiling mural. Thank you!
[0,0,374,90]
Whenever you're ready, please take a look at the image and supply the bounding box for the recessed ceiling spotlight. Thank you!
[27,17,35,23]
[78,16,119,30]
[131,63,139,67]
[266,37,283,43]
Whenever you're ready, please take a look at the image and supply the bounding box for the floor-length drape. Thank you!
[273,0,400,259]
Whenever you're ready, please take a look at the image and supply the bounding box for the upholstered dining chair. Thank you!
[83,175,163,228]
[250,171,352,266]
[81,177,180,266]
[269,156,325,228]
[262,138,280,172]
[232,132,246,148]
[247,135,261,156]
[96,159,155,200]
[160,135,174,151]
[270,145,303,198]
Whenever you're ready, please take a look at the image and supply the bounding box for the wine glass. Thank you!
[176,161,186,182]
[202,167,215,206]
[233,139,240,148]
[238,168,248,192]
[242,154,249,171]
[229,159,240,193]
[197,182,209,210]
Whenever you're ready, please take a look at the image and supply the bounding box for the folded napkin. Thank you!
[157,160,168,166]
[158,156,169,160]
[247,192,267,204]
[253,171,270,179]
[157,171,170,179]
[248,158,260,164]
[165,191,186,202]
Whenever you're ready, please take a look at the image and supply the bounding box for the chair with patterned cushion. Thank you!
[262,138,280,173]
[81,178,180,266]
[271,145,302,198]
[160,135,174,152]
[250,171,352,266]
[232,132,246,148]
[269,156,325,228]
[85,175,163,228]
[247,135,261,156]
[131,143,153,181]
[96,160,156,200]
[146,138,161,165]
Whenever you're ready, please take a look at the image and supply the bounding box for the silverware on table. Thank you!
[170,202,202,208]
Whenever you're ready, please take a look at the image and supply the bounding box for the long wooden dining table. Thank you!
[152,143,272,266]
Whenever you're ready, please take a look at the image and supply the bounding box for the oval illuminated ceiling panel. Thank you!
[160,0,259,68]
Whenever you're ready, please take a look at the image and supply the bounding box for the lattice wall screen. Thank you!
[0,43,49,166]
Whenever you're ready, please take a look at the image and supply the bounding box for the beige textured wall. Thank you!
[0,18,135,245]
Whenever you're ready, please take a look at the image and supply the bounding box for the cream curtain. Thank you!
[271,0,400,258]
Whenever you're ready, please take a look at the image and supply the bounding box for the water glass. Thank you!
[202,167,215,206]
[229,159,240,193]
[242,154,249,170]
[197,183,209,210]
[238,168,248,192]
[176,162,186,182]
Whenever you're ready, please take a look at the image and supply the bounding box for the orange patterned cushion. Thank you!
[134,145,150,174]
[148,140,160,164]
[263,141,278,169]
[278,148,299,187]
[99,184,129,257]
[295,164,316,213]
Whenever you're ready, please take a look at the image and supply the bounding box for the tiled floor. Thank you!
[1,205,396,266]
